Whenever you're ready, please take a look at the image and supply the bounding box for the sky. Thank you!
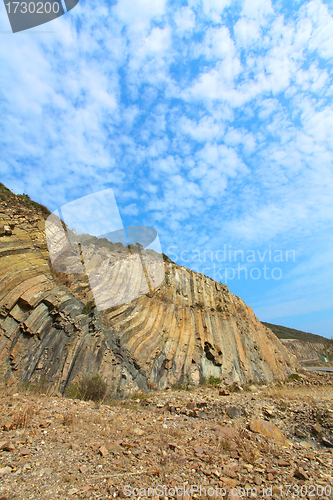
[0,0,333,338]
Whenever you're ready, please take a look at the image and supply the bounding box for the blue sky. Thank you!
[1,0,333,337]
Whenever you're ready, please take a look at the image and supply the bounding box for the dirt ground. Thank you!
[0,372,332,500]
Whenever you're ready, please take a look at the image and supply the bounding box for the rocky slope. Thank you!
[0,187,296,396]
[281,339,332,363]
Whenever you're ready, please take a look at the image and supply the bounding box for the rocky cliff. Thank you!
[0,186,296,396]
[281,339,332,363]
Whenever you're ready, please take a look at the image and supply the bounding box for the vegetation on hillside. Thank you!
[263,321,330,343]
[0,183,50,218]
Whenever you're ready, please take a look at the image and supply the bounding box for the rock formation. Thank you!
[0,185,296,396]
[281,339,332,363]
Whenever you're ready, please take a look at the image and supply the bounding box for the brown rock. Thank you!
[294,467,309,480]
[266,468,278,475]
[70,443,80,451]
[219,389,230,396]
[133,427,145,436]
[300,441,312,449]
[295,428,307,438]
[68,488,79,496]
[226,406,243,419]
[321,437,333,448]
[0,441,15,452]
[312,423,321,434]
[263,407,275,417]
[220,477,237,488]
[0,466,12,476]
[186,402,196,409]
[249,419,290,446]
[3,422,13,432]
[215,426,236,439]
[99,445,108,457]
[20,448,31,456]
[277,459,289,467]
[254,473,262,486]
[194,446,204,455]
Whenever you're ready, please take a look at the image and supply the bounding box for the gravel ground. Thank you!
[0,372,332,500]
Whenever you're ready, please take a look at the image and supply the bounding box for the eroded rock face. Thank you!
[281,339,332,362]
[0,193,297,395]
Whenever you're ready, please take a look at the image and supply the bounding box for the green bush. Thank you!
[22,377,50,394]
[216,306,222,312]
[82,300,94,315]
[288,373,301,380]
[208,376,221,387]
[65,375,107,402]
[172,374,192,391]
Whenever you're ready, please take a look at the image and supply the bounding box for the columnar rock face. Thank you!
[0,189,296,395]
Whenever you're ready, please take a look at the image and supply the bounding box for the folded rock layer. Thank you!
[0,189,296,395]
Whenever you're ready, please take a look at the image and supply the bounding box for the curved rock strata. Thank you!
[0,190,296,395]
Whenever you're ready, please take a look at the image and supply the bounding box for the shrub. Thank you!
[172,374,192,391]
[216,306,222,312]
[65,375,107,402]
[288,373,301,380]
[12,405,35,429]
[208,376,221,387]
[22,377,50,395]
[62,411,76,426]
[82,300,95,315]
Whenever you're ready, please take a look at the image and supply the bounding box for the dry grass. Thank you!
[12,405,35,429]
[165,427,183,438]
[62,411,76,427]
[263,384,333,401]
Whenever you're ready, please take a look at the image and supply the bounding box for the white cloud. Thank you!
[241,0,274,21]
[202,0,232,21]
[233,18,261,47]
[180,116,224,141]
[121,203,139,216]
[306,0,333,58]
[174,7,196,34]
[113,0,166,32]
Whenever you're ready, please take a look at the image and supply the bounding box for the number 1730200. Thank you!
[5,2,60,14]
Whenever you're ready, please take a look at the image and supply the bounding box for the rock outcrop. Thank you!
[281,339,332,363]
[0,186,296,396]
